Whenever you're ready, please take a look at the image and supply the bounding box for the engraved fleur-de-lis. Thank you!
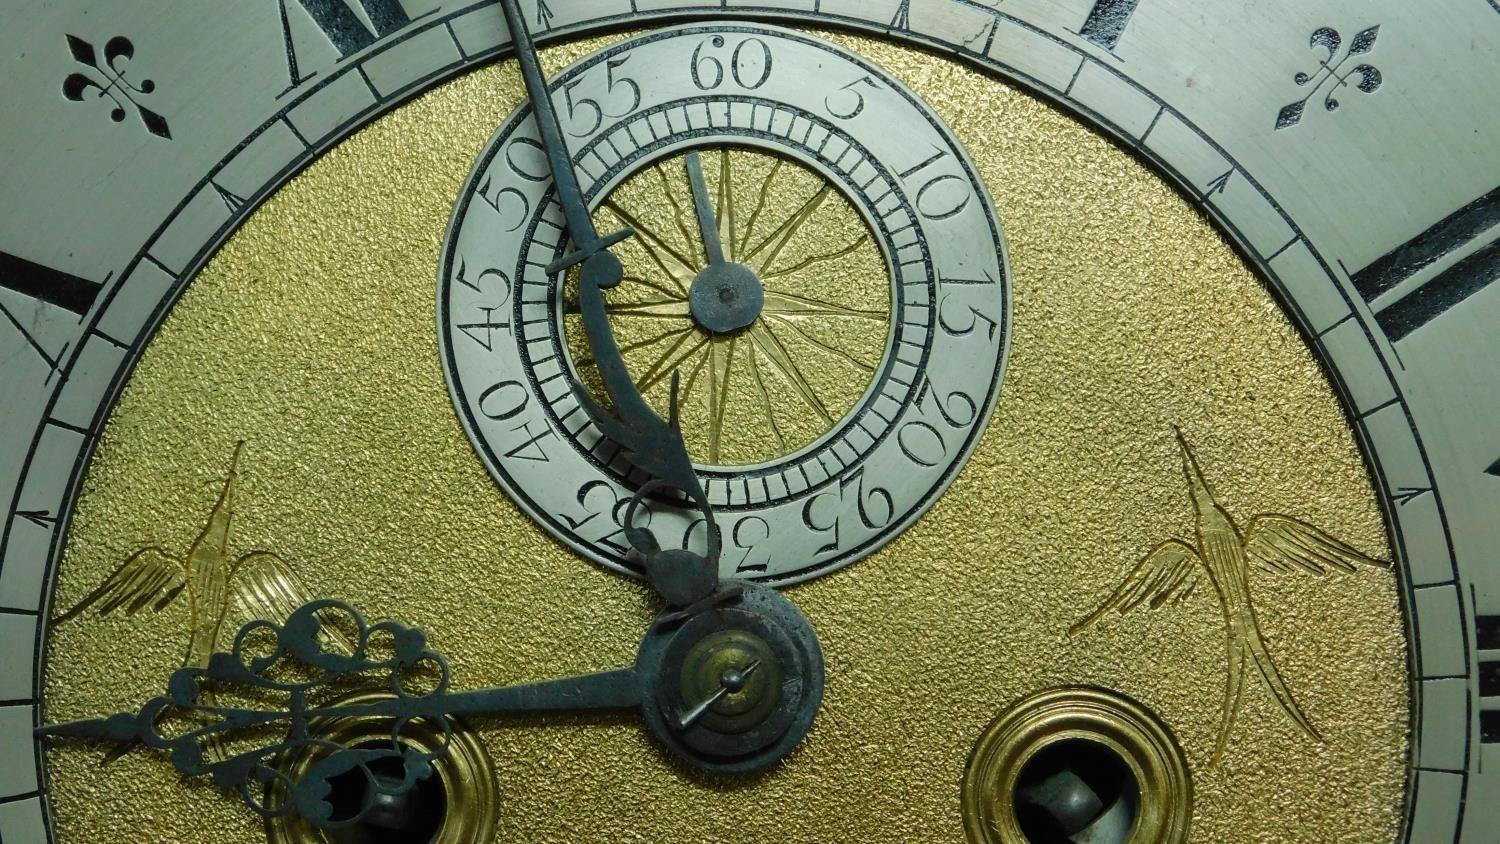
[1275,26,1383,130]
[62,34,172,139]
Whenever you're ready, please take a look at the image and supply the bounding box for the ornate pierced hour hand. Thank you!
[38,588,823,828]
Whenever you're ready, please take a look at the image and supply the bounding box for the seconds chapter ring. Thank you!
[440,23,1011,584]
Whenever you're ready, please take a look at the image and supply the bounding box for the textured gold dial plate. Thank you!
[43,31,1408,843]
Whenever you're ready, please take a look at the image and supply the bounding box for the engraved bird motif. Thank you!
[1070,428,1389,765]
[54,441,343,671]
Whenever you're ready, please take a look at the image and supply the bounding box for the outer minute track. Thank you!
[3,2,1499,842]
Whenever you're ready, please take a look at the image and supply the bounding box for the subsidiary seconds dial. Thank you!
[440,24,1010,584]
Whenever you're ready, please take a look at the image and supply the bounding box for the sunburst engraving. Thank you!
[567,148,889,467]
[1070,428,1389,765]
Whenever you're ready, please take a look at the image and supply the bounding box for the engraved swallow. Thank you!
[1070,428,1389,766]
[54,441,346,670]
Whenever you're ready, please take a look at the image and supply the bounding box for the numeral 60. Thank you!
[691,36,774,91]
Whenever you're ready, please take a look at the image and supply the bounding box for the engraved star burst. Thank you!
[568,150,884,465]
[1070,428,1390,765]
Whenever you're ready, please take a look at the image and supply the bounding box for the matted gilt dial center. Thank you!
[689,262,765,335]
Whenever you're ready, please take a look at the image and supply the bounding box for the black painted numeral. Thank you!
[1350,185,1500,342]
[277,0,416,89]
[1480,613,1500,742]
[729,517,772,574]
[1484,710,1500,744]
[504,421,555,462]
[690,36,774,92]
[563,480,639,556]
[1080,0,1141,51]
[0,251,102,315]
[890,0,912,30]
[1,252,103,375]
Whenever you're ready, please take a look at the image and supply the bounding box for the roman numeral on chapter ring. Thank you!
[0,251,104,375]
[0,251,101,316]
[1479,613,1500,742]
[1080,0,1141,51]
[1350,185,1500,342]
[277,0,416,88]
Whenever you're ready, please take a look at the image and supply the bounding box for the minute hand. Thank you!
[497,0,612,255]
[498,0,721,598]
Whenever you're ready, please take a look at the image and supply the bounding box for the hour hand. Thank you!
[36,600,642,828]
[36,668,644,744]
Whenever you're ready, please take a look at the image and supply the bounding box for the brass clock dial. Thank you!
[2,2,1496,844]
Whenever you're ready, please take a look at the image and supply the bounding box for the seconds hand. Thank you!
[497,0,722,606]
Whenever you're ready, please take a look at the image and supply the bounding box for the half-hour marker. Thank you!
[1080,0,1141,51]
[1350,185,1500,342]
[210,181,247,213]
[1391,486,1433,506]
[15,510,58,529]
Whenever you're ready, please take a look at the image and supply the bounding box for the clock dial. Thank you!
[570,145,894,467]
[440,24,1008,582]
[4,2,1496,844]
[37,29,1404,844]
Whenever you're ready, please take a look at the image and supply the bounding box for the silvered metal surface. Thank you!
[440,23,1009,583]
[1,1,1497,841]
